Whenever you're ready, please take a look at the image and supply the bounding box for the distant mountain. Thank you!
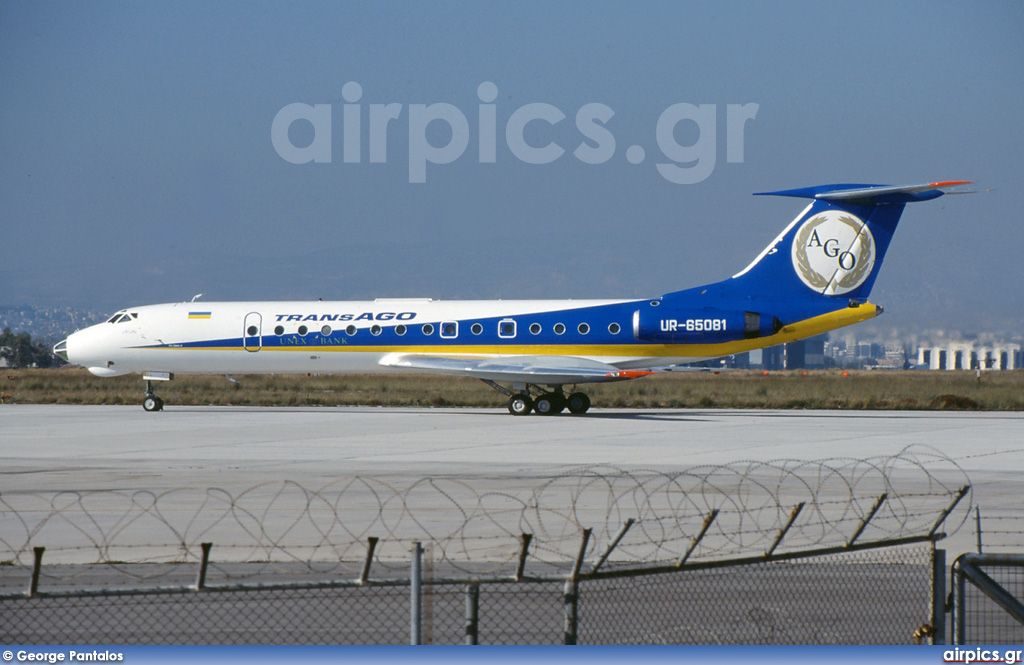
[0,305,106,347]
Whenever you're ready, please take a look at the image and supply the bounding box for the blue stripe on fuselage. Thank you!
[141,297,847,351]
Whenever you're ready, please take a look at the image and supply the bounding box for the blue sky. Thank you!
[2,1,1022,333]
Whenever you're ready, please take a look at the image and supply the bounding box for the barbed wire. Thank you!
[0,445,970,582]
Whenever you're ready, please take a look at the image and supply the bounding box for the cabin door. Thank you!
[243,312,262,352]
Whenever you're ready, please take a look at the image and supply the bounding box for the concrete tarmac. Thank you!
[2,405,1022,560]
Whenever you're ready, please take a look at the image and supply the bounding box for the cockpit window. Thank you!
[107,312,137,324]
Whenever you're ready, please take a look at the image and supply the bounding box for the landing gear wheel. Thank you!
[508,393,534,416]
[567,392,591,414]
[534,393,565,415]
[143,395,164,412]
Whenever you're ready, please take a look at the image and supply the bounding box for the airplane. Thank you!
[54,180,970,415]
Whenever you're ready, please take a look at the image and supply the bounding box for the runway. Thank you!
[3,405,1023,560]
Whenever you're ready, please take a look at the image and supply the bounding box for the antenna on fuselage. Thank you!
[191,294,203,302]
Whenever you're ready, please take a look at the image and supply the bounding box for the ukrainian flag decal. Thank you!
[188,312,212,320]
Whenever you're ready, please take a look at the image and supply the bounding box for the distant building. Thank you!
[917,343,1022,370]
[762,345,785,370]
[784,335,826,369]
[731,332,1021,372]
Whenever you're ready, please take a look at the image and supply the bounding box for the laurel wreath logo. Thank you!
[794,223,830,289]
[792,213,874,294]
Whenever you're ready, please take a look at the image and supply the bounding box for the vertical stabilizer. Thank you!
[720,181,969,302]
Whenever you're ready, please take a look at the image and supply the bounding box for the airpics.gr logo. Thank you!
[791,210,875,296]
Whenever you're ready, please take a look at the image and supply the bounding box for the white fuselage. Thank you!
[62,298,697,377]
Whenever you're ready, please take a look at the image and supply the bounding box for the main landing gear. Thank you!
[482,380,591,416]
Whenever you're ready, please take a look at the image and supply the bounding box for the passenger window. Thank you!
[422,324,435,336]
[471,323,483,335]
[554,323,566,335]
[578,323,590,335]
[529,323,541,335]
[608,323,621,334]
[441,322,458,338]
[499,319,516,338]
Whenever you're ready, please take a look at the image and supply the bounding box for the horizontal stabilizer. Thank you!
[756,181,972,205]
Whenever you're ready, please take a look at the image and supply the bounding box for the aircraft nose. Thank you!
[54,339,70,363]
[55,324,133,376]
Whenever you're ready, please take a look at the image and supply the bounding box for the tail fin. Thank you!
[724,181,970,302]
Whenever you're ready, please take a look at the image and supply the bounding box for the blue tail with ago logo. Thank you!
[694,181,971,305]
[649,181,971,342]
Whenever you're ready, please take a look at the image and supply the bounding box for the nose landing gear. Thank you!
[143,390,164,412]
[141,372,173,412]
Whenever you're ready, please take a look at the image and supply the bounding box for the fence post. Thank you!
[847,494,887,548]
[194,542,212,591]
[29,546,45,597]
[677,509,719,567]
[359,537,378,584]
[563,579,579,645]
[411,541,422,645]
[931,547,946,645]
[929,485,970,539]
[564,528,590,645]
[975,507,983,553]
[591,519,635,574]
[765,503,804,558]
[515,533,532,581]
[955,557,966,644]
[464,583,480,645]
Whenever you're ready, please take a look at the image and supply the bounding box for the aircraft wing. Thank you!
[378,354,655,384]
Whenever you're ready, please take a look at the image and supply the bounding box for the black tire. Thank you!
[143,396,162,412]
[535,393,565,415]
[567,392,591,414]
[508,394,533,416]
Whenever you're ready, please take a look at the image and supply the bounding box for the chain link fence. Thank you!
[577,544,935,644]
[2,543,939,644]
[950,554,1024,645]
[1,449,972,644]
